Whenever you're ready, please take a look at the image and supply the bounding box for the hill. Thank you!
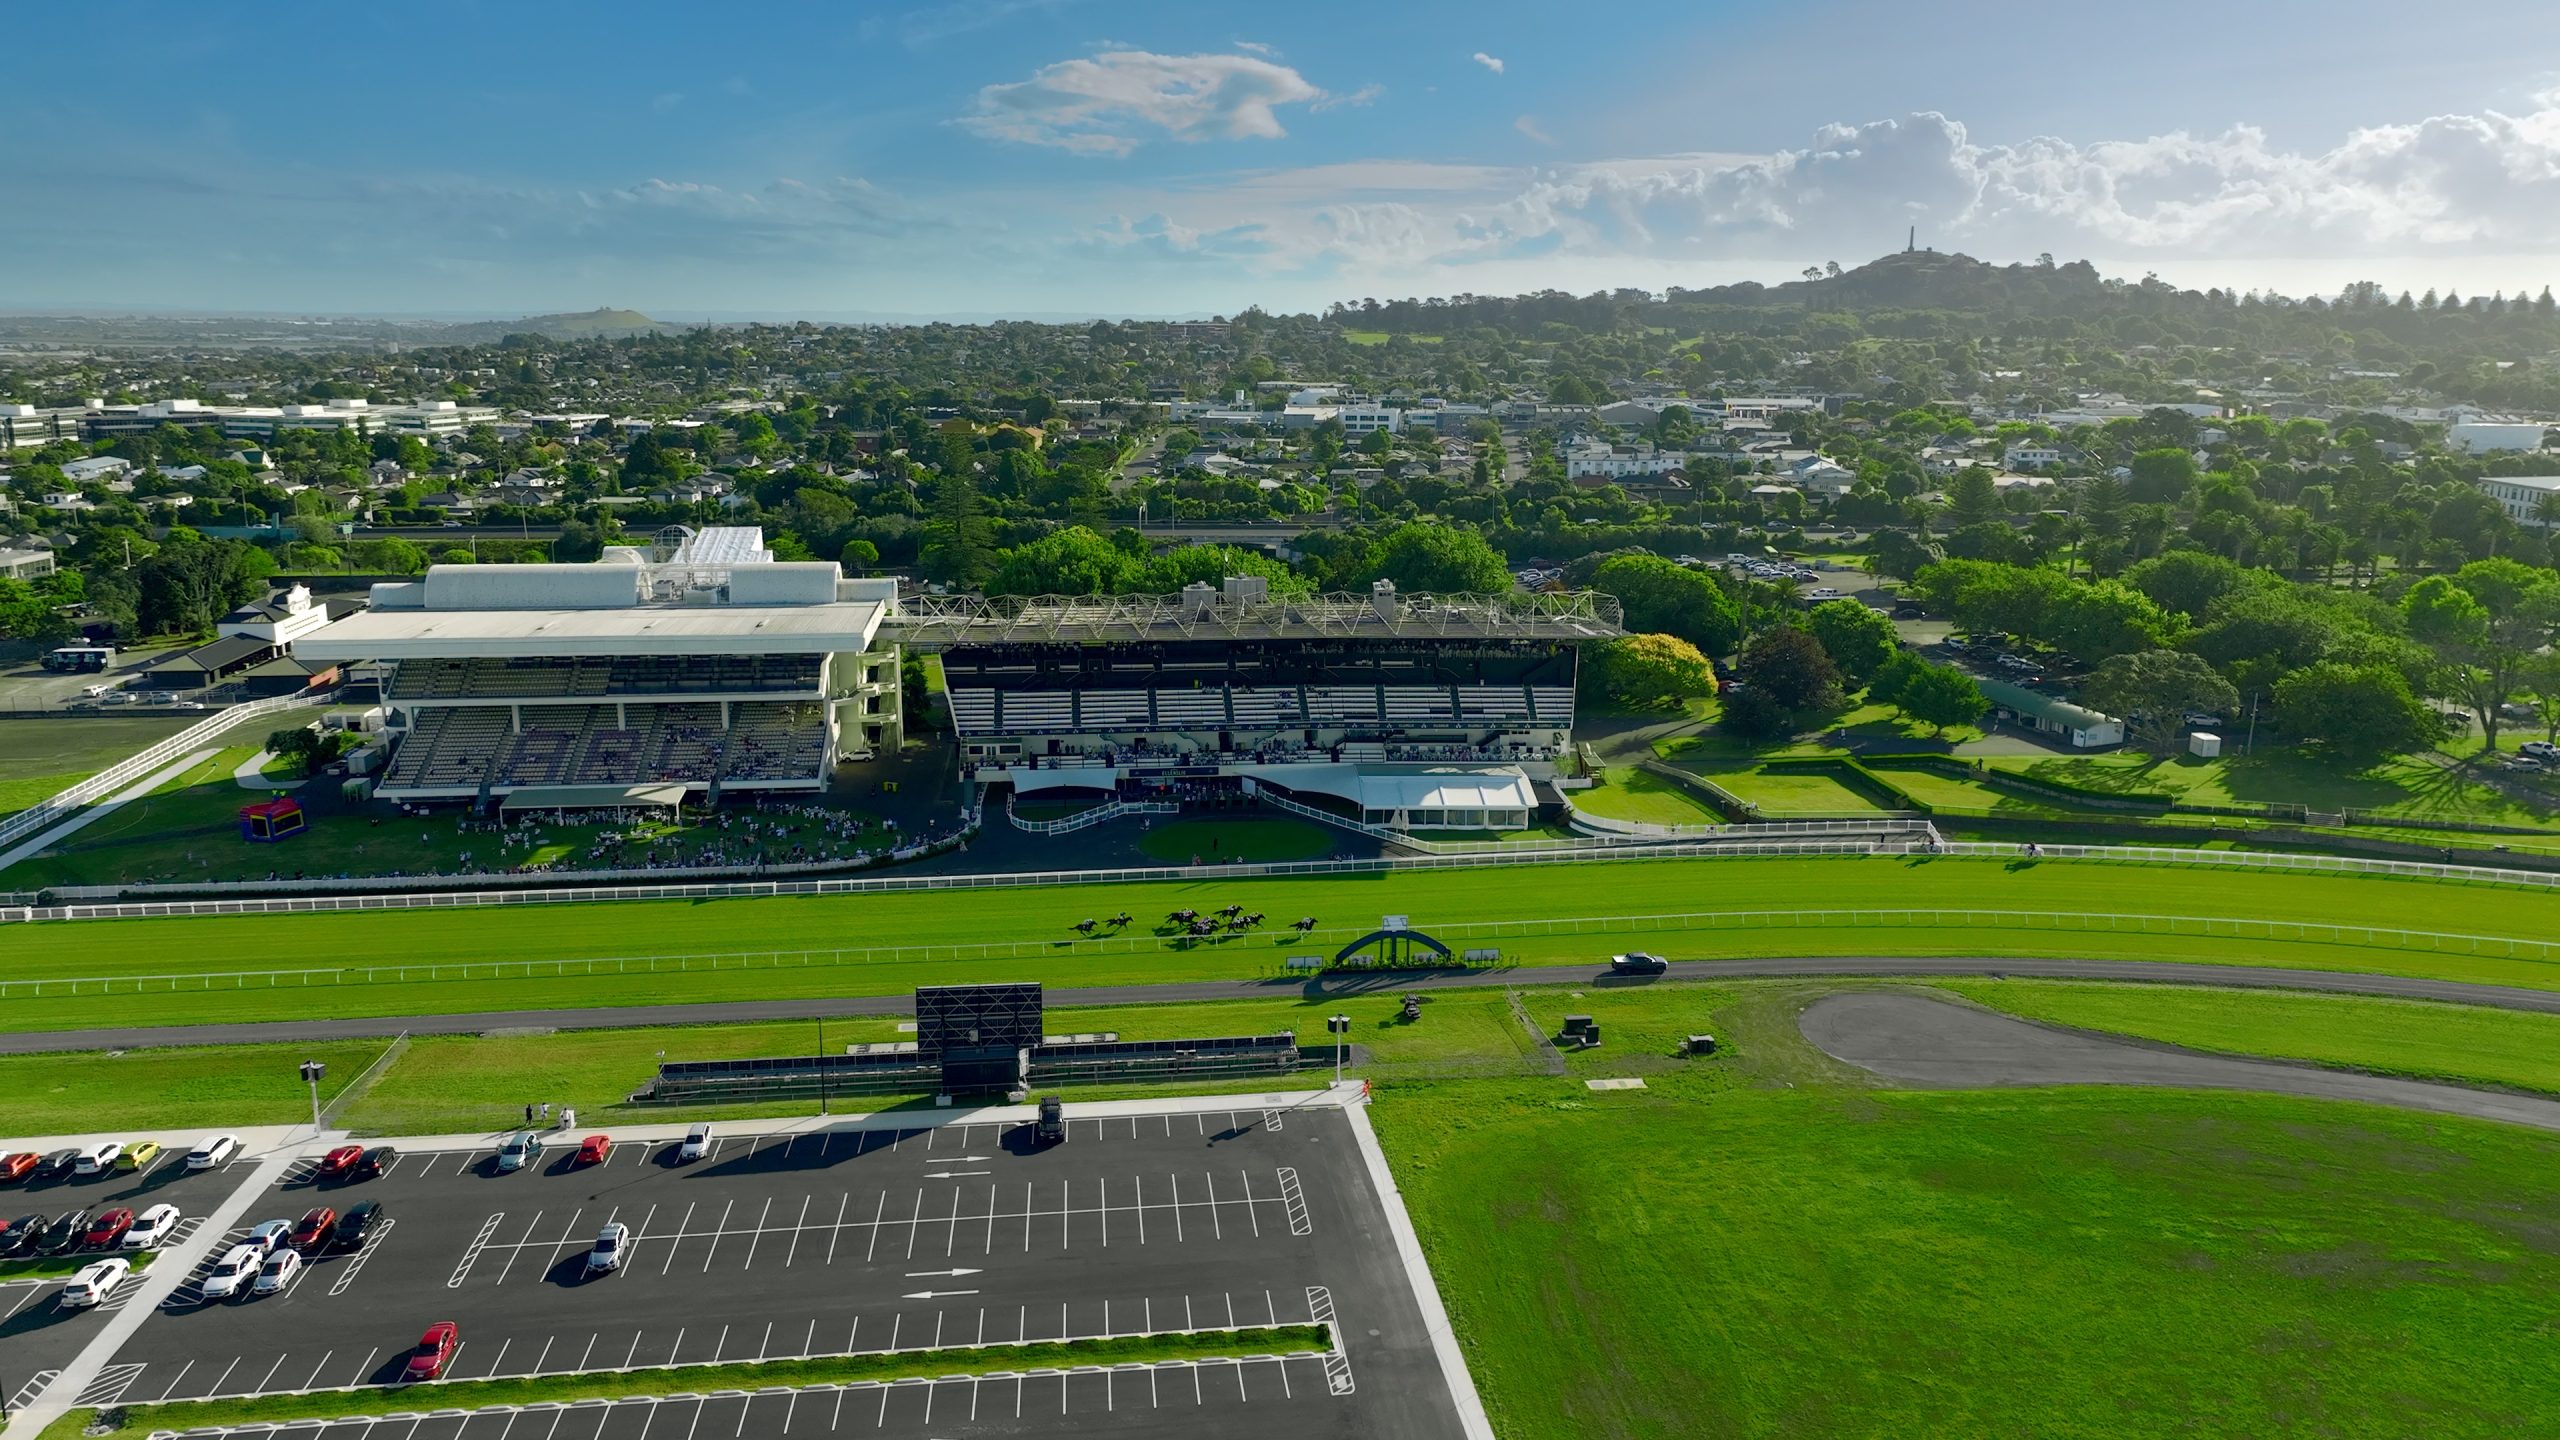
[423,307,667,344]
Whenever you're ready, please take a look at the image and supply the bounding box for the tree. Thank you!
[1591,633,1715,706]
[1944,467,2001,528]
[2274,661,2434,763]
[2125,550,2252,621]
[920,474,996,588]
[1895,659,1989,735]
[1805,599,1898,686]
[551,518,605,563]
[1361,522,1510,593]
[2402,565,2560,751]
[263,724,337,775]
[1735,625,1842,714]
[839,538,880,570]
[986,525,1133,596]
[2082,650,2240,754]
[1591,554,1741,656]
[2125,448,2198,505]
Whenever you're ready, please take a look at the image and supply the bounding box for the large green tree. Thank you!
[1591,633,1716,706]
[1360,522,1511,593]
[1805,598,1899,685]
[2274,661,2434,763]
[1591,554,1742,656]
[2082,649,2240,754]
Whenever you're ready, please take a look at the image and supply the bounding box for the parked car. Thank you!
[83,1208,136,1249]
[677,1123,713,1163]
[36,1149,81,1181]
[288,1206,337,1251]
[405,1321,461,1381]
[201,1243,264,1299]
[586,1221,630,1274]
[114,1141,162,1173]
[0,1212,45,1254]
[0,1152,38,1184]
[245,1218,292,1256]
[251,1247,302,1295]
[2522,741,2560,762]
[318,1144,365,1179]
[60,1257,132,1309]
[73,1142,124,1177]
[186,1135,241,1170]
[495,1132,542,1173]
[331,1202,383,1252]
[574,1135,611,1166]
[1609,952,1671,975]
[35,1210,91,1254]
[124,1203,182,1249]
[357,1146,397,1178]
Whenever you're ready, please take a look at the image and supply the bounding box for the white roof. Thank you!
[295,601,884,660]
[1356,767,1536,812]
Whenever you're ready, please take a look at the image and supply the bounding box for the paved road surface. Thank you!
[1800,990,2560,1133]
[12,956,2560,1054]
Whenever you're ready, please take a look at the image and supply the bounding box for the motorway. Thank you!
[9,956,2560,1055]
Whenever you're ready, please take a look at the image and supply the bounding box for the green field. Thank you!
[1687,764,1888,814]
[1949,979,2560,1094]
[0,1038,386,1136]
[2001,748,2560,832]
[0,715,199,786]
[8,857,2560,1035]
[1133,815,1336,863]
[1568,768,1723,826]
[1375,983,2560,1438]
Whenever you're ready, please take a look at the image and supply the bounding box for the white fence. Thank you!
[0,695,319,853]
[8,905,2559,1001]
[1004,797,1179,835]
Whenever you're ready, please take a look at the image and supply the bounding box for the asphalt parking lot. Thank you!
[54,1101,1465,1439]
[0,1145,246,1411]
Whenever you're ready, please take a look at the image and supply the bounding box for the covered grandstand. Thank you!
[899,576,1620,832]
[295,527,904,805]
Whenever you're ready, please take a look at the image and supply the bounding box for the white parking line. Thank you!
[492,1211,546,1285]
[658,1201,694,1276]
[699,1200,732,1272]
[865,1191,887,1263]
[783,1196,810,1268]
[738,1198,772,1270]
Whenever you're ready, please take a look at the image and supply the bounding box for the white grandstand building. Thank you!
[296,528,903,807]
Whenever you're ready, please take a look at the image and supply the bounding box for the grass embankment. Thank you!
[1377,982,2560,1438]
[8,857,2560,1036]
[1949,979,2560,1095]
[78,1327,1327,1434]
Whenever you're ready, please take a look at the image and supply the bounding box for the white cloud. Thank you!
[1514,114,1552,146]
[1471,52,1504,75]
[961,49,1334,155]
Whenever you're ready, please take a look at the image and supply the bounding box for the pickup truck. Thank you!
[1609,952,1670,975]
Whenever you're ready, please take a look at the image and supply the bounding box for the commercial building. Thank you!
[2477,474,2560,526]
[74,398,499,441]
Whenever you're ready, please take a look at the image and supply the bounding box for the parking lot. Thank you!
[11,1100,1468,1439]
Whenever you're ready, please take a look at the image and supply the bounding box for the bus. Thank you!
[41,645,115,673]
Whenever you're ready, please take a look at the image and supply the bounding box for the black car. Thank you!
[36,1148,80,1181]
[1609,952,1671,975]
[331,1201,383,1251]
[357,1146,397,1178]
[0,1213,46,1256]
[35,1209,90,1255]
[1034,1095,1066,1146]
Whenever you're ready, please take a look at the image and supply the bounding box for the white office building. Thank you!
[2477,474,2560,526]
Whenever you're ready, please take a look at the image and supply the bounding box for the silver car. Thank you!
[587,1221,631,1274]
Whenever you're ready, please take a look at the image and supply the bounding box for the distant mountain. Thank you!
[421,307,668,344]
[1674,249,2112,311]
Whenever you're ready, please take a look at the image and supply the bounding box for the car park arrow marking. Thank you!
[923,1170,990,1179]
[904,1268,983,1278]
[930,1154,993,1163]
[901,1289,980,1300]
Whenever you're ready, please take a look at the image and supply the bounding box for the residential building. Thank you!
[2477,474,2560,526]
[2004,444,2066,470]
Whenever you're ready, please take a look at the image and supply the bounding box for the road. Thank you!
[14,956,2560,1055]
[1801,990,2560,1133]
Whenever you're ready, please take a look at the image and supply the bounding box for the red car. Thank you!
[405,1321,459,1381]
[0,1152,37,1184]
[83,1208,135,1249]
[288,1206,337,1251]
[574,1135,611,1166]
[318,1145,365,1178]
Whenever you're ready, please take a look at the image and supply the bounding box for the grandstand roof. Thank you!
[891,588,1621,646]
[293,601,885,660]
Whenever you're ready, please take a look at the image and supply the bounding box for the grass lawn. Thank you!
[1133,816,1337,864]
[1690,763,1886,813]
[9,858,2560,1035]
[1569,768,1723,826]
[1875,764,2081,817]
[1374,982,2560,1438]
[0,715,199,791]
[2001,747,2560,831]
[1946,979,2560,1094]
[0,1038,386,1135]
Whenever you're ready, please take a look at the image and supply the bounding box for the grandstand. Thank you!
[297,527,902,806]
[897,576,1621,832]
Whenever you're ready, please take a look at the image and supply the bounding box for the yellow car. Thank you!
[113,1141,162,1173]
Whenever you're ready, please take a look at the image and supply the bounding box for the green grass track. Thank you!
[5,855,2559,1034]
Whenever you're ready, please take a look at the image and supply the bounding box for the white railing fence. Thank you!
[1004,796,1179,835]
[0,695,321,853]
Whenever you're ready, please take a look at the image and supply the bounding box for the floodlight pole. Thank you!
[1328,1015,1351,1085]
[300,1060,327,1134]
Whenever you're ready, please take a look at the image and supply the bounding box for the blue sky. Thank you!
[7,0,2560,318]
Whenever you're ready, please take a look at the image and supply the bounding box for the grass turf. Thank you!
[0,715,200,789]
[1945,978,2560,1094]
[80,1326,1328,1433]
[1568,767,1723,826]
[1372,982,2560,1438]
[1132,816,1337,863]
[8,857,2560,1034]
[0,1039,386,1135]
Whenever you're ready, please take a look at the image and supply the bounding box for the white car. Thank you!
[73,1141,124,1177]
[587,1221,632,1274]
[123,1204,182,1249]
[677,1123,713,1162]
[61,1257,131,1309]
[251,1248,302,1295]
[245,1219,292,1256]
[186,1135,241,1170]
[200,1243,263,1299]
